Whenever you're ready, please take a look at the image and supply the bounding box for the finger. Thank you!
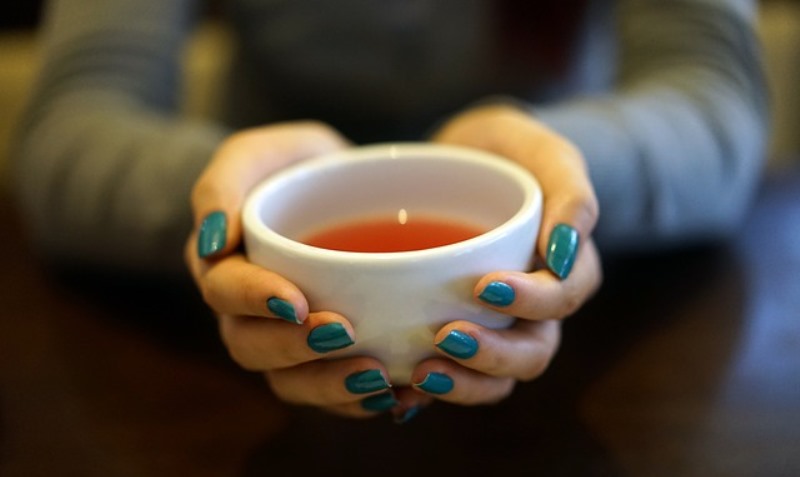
[192,121,350,258]
[433,105,599,279]
[322,390,404,419]
[409,358,517,406]
[431,319,561,382]
[218,311,355,371]
[474,238,602,321]
[268,372,434,424]
[324,386,435,421]
[521,133,598,280]
[266,355,391,407]
[200,253,309,323]
[391,387,435,423]
[485,120,598,280]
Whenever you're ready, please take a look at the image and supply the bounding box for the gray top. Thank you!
[12,0,769,274]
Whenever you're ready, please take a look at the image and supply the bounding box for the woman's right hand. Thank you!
[184,122,402,418]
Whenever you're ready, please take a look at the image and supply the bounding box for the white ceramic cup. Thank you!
[242,143,542,384]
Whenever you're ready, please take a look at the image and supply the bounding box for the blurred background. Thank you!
[1,1,799,193]
[0,0,800,193]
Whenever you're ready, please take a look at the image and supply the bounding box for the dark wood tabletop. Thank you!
[2,163,799,477]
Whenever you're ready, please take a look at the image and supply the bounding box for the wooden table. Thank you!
[2,164,799,477]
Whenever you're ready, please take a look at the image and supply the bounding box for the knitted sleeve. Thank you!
[535,0,769,252]
[11,0,230,274]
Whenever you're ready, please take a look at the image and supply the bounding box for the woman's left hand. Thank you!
[395,103,602,415]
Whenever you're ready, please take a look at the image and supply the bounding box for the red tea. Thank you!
[301,213,486,252]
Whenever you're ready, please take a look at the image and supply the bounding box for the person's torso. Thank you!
[221,0,612,141]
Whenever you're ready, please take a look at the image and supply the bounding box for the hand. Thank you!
[185,122,401,418]
[398,104,602,411]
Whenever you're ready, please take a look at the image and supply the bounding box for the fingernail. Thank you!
[307,323,354,353]
[414,372,454,395]
[394,406,421,424]
[267,297,300,324]
[360,391,398,412]
[546,223,579,279]
[436,330,478,359]
[345,369,390,395]
[478,281,515,307]
[197,211,227,258]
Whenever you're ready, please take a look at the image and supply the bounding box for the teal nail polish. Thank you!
[436,330,478,359]
[267,297,299,324]
[478,281,515,307]
[345,369,390,395]
[307,323,354,353]
[395,406,421,424]
[546,223,579,279]
[414,372,454,395]
[197,211,227,258]
[360,392,398,412]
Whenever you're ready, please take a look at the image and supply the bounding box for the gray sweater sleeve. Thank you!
[11,0,229,274]
[535,0,769,252]
[13,0,769,275]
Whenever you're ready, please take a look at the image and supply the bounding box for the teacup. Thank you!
[242,143,541,384]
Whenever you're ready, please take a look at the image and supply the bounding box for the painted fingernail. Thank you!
[307,323,354,353]
[360,391,398,412]
[394,406,421,424]
[197,211,227,258]
[546,223,579,280]
[478,281,515,307]
[267,297,300,324]
[436,330,478,359]
[414,372,454,395]
[345,369,390,395]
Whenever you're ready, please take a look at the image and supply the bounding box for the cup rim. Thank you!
[242,142,541,263]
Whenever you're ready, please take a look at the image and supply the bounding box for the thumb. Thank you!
[433,104,598,279]
[192,121,350,259]
[521,127,598,280]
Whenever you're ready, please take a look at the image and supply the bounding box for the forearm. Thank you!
[11,0,230,273]
[536,0,769,251]
[14,94,227,273]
